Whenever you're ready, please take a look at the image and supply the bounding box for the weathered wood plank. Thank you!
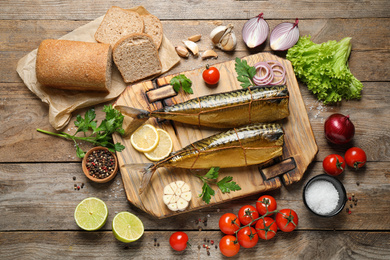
[0,0,389,20]
[1,161,389,231]
[0,230,389,259]
[1,82,388,163]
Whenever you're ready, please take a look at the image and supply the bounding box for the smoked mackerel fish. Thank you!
[116,85,289,134]
[124,123,285,194]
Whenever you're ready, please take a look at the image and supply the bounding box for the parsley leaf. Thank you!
[217,176,241,193]
[197,167,241,204]
[200,183,215,204]
[170,74,193,94]
[235,57,256,89]
[37,104,125,158]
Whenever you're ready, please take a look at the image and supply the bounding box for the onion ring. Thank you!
[252,60,286,86]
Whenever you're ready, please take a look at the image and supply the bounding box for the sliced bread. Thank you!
[94,6,144,46]
[113,33,162,84]
[141,14,163,49]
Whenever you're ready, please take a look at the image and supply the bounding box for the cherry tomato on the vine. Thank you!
[255,217,277,240]
[345,147,367,169]
[275,209,298,232]
[256,195,277,216]
[219,213,241,235]
[219,235,240,257]
[322,154,346,176]
[237,226,258,248]
[169,231,188,251]
[202,65,220,85]
[238,205,259,226]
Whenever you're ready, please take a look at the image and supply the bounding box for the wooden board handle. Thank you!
[146,84,177,103]
[260,157,296,180]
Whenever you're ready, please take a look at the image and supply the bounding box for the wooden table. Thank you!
[1,1,389,259]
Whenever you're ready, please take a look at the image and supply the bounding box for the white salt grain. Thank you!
[305,180,339,215]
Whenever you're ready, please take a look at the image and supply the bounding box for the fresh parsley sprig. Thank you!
[197,167,241,204]
[235,57,257,89]
[170,74,193,94]
[37,105,125,158]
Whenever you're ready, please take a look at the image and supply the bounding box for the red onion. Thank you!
[242,13,269,48]
[253,60,286,86]
[270,18,300,51]
[324,113,355,144]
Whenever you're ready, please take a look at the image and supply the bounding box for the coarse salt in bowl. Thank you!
[303,174,347,217]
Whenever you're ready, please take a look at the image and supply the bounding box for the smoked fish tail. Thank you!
[121,162,157,194]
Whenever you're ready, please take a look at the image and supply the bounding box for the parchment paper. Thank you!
[16,6,180,130]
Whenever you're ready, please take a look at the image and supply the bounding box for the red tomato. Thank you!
[169,231,188,251]
[237,226,258,248]
[238,205,259,226]
[256,195,277,216]
[345,147,367,169]
[275,209,298,232]
[322,154,346,176]
[219,213,241,235]
[202,65,220,85]
[255,217,277,240]
[219,235,240,257]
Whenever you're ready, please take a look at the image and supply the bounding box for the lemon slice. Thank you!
[112,212,144,243]
[74,197,108,231]
[144,129,173,161]
[130,124,159,153]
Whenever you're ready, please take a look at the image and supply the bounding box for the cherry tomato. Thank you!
[322,154,346,176]
[219,235,240,257]
[256,195,277,216]
[237,226,258,248]
[345,147,367,169]
[238,205,259,226]
[255,217,277,240]
[275,209,298,232]
[219,213,241,235]
[202,65,220,85]
[169,231,188,251]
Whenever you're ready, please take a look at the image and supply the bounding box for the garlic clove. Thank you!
[182,40,199,56]
[175,45,189,58]
[210,25,227,45]
[188,34,202,42]
[218,31,237,51]
[201,49,218,60]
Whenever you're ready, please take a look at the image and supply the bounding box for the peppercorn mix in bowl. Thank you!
[82,146,118,183]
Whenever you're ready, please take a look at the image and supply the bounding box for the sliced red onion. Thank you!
[270,18,300,51]
[242,13,269,48]
[253,60,286,86]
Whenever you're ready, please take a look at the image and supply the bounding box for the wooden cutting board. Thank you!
[113,52,318,219]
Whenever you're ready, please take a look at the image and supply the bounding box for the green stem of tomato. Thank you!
[234,208,280,238]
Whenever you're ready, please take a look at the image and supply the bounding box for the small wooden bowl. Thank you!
[82,146,118,183]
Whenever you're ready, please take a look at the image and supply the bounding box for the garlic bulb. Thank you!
[210,24,237,51]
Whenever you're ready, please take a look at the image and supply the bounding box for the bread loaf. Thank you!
[141,14,163,49]
[36,39,112,92]
[94,6,144,47]
[113,33,162,84]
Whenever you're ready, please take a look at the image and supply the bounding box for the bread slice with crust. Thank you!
[94,6,144,47]
[141,14,163,49]
[113,33,162,84]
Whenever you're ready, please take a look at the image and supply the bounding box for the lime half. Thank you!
[112,212,144,243]
[74,197,108,231]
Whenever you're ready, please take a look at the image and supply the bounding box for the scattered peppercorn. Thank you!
[211,240,214,245]
[215,245,218,249]
[81,183,85,188]
[157,243,160,247]
[73,176,76,181]
[207,251,210,256]
[348,197,352,201]
[198,245,201,250]
[356,181,360,186]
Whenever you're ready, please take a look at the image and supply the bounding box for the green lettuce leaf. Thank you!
[286,36,363,104]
